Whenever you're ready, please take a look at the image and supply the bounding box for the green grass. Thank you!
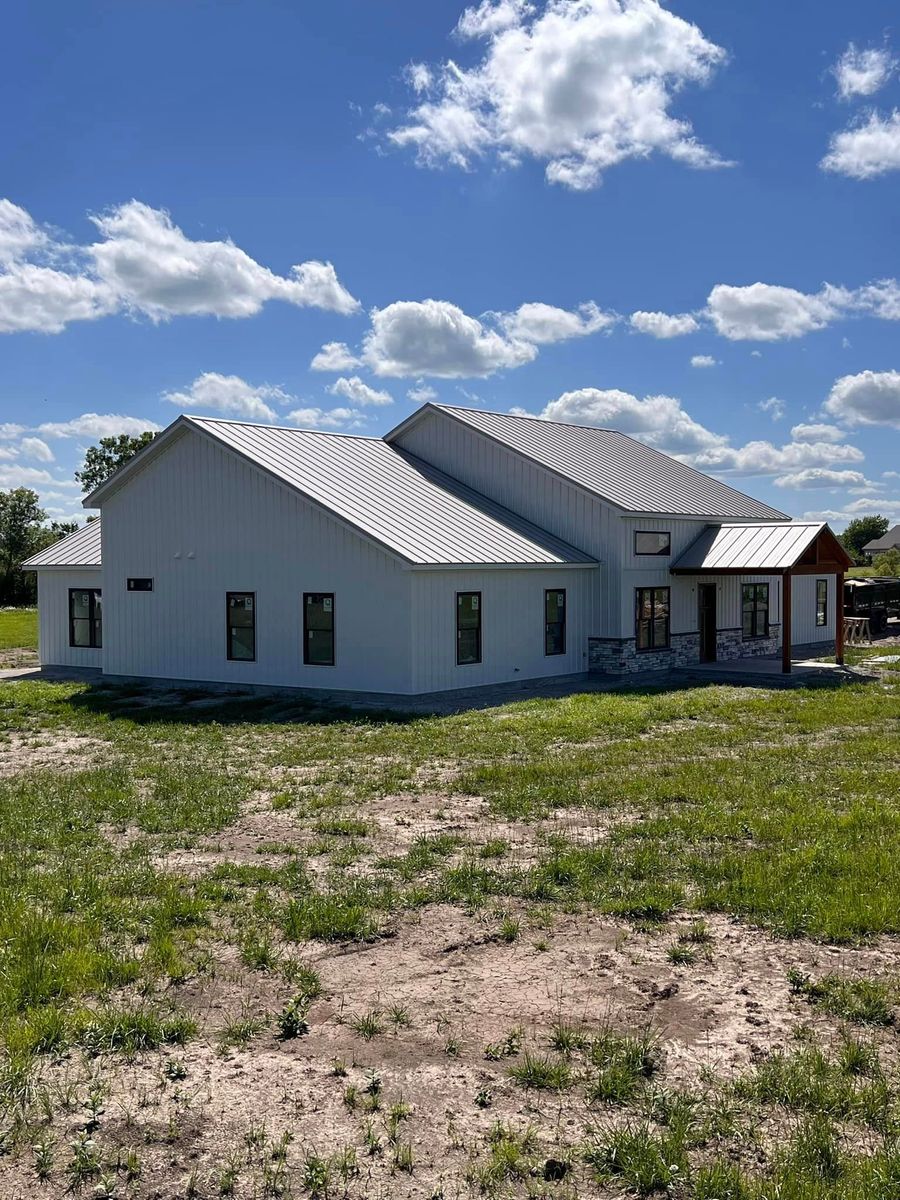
[789,970,899,1025]
[0,608,37,651]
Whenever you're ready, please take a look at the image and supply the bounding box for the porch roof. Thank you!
[670,521,852,575]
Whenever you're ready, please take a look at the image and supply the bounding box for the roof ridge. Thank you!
[185,415,381,442]
[434,402,618,435]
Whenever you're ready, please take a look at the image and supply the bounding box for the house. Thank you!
[862,524,900,562]
[23,403,850,694]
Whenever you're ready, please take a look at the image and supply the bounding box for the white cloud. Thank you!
[849,278,900,320]
[790,422,845,443]
[407,381,438,403]
[773,467,870,490]
[498,300,615,344]
[0,464,64,488]
[37,412,162,439]
[0,264,115,334]
[758,396,785,421]
[19,436,54,462]
[327,376,393,407]
[824,369,900,428]
[630,310,699,338]
[0,199,48,265]
[802,497,900,527]
[833,43,896,100]
[310,341,363,372]
[821,110,900,179]
[690,354,717,368]
[163,372,297,421]
[0,423,25,439]
[89,201,359,320]
[707,282,837,341]
[285,406,365,429]
[363,298,536,377]
[387,0,730,190]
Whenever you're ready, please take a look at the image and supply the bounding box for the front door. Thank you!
[698,584,717,662]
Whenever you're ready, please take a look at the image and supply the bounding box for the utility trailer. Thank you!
[844,577,900,637]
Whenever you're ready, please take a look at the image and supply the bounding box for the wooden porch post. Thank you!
[836,571,845,666]
[782,569,792,674]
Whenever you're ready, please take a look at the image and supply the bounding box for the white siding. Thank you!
[36,569,103,668]
[410,566,599,694]
[100,428,414,693]
[792,574,836,645]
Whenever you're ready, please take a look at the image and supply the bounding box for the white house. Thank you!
[23,402,850,694]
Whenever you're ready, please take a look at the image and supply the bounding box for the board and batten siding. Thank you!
[36,568,103,668]
[410,566,599,694]
[791,574,836,645]
[100,427,413,692]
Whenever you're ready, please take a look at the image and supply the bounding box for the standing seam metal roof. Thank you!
[22,518,102,568]
[671,522,830,572]
[419,404,789,522]
[188,418,595,566]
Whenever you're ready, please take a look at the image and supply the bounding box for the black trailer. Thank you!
[844,577,900,636]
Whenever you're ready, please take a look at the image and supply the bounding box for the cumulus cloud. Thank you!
[630,310,699,338]
[821,110,900,179]
[790,422,845,443]
[690,354,717,368]
[19,436,54,463]
[285,406,366,429]
[310,341,363,372]
[833,43,896,100]
[773,467,870,490]
[386,0,730,190]
[0,198,359,334]
[407,381,438,402]
[37,412,162,439]
[363,299,536,377]
[706,283,838,341]
[163,372,297,421]
[0,424,25,439]
[0,465,63,488]
[327,376,393,406]
[824,369,900,427]
[498,300,615,343]
[758,396,785,421]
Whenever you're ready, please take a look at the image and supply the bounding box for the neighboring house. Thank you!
[23,403,850,693]
[862,524,900,561]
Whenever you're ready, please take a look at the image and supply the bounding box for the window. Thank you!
[545,589,566,656]
[742,583,769,640]
[635,587,669,651]
[226,592,255,661]
[304,593,335,666]
[634,531,671,556]
[69,588,102,649]
[127,578,153,592]
[456,592,481,665]
[816,579,828,627]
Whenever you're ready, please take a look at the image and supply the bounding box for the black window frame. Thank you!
[226,591,256,662]
[816,579,828,627]
[635,586,670,652]
[634,530,671,557]
[456,591,482,666]
[544,588,566,656]
[303,592,335,667]
[69,587,102,649]
[742,583,770,641]
[126,577,153,592]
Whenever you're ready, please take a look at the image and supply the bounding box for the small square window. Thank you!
[634,531,671,556]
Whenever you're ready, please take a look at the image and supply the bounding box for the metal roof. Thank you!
[404,404,789,521]
[863,524,900,553]
[22,519,102,569]
[671,522,831,572]
[188,418,596,567]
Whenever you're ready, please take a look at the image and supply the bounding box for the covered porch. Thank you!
[671,522,853,674]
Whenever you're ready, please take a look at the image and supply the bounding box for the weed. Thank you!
[349,1008,384,1041]
[788,969,898,1025]
[509,1050,572,1090]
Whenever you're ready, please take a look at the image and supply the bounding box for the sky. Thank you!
[1,0,899,529]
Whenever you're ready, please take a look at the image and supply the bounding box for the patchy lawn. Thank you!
[0,609,38,669]
[0,672,898,1198]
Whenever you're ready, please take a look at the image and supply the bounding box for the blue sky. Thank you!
[1,0,898,527]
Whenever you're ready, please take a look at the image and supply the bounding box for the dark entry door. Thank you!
[698,584,717,663]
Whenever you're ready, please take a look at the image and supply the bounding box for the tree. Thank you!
[74,431,156,494]
[839,515,890,565]
[0,489,72,605]
[872,548,900,577]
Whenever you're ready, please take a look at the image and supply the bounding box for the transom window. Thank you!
[457,592,481,665]
[816,579,828,627]
[545,589,566,656]
[69,588,102,649]
[635,587,670,651]
[226,592,256,661]
[304,593,335,666]
[742,583,769,640]
[634,531,671,556]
